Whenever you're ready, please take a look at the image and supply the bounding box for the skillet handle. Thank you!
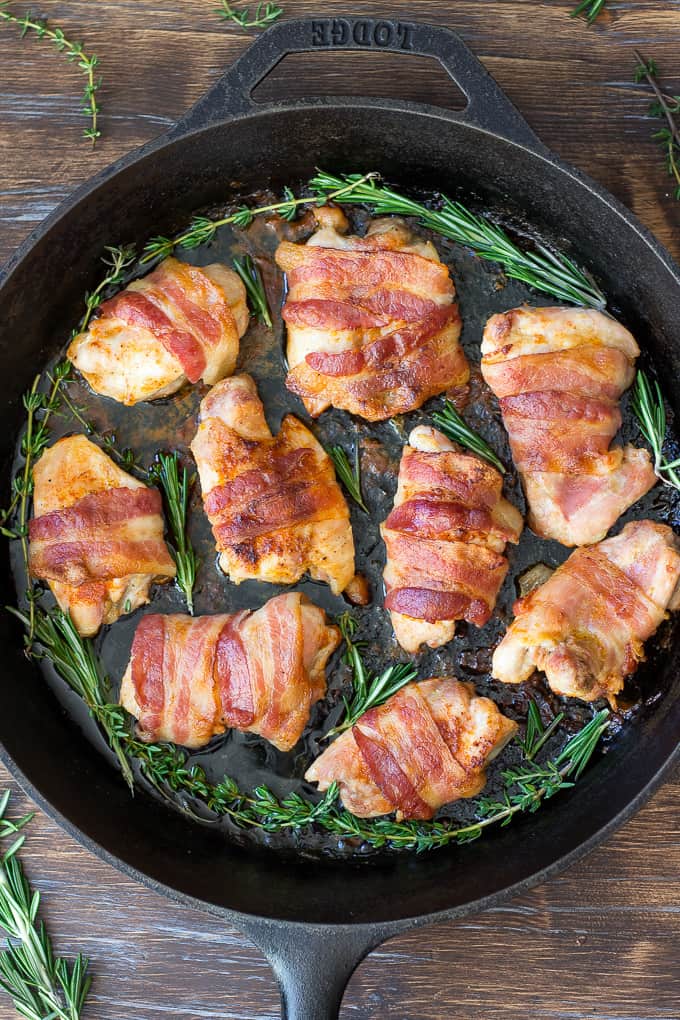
[169,17,549,153]
[240,919,388,1019]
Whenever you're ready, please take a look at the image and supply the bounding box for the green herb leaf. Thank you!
[325,442,367,512]
[431,400,505,473]
[634,51,680,202]
[631,370,680,490]
[215,1,283,29]
[308,171,607,309]
[147,452,198,614]
[570,0,608,24]
[232,254,272,327]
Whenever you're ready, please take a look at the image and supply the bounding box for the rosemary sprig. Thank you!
[570,0,608,24]
[325,442,367,512]
[232,254,272,327]
[325,615,417,738]
[309,171,606,309]
[0,791,91,1020]
[148,453,198,614]
[215,1,283,29]
[634,52,680,201]
[77,245,137,333]
[631,370,680,490]
[139,173,378,265]
[432,399,505,473]
[0,2,101,146]
[518,701,566,762]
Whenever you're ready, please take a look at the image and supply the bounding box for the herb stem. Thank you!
[148,453,198,614]
[325,442,368,512]
[232,254,272,327]
[432,400,505,473]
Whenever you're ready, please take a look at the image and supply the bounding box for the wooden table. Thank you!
[1,2,680,1017]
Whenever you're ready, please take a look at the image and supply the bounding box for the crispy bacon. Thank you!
[305,678,517,819]
[191,374,355,594]
[275,212,469,421]
[481,306,656,545]
[120,592,340,751]
[381,426,523,653]
[67,257,249,405]
[29,435,176,637]
[492,520,680,703]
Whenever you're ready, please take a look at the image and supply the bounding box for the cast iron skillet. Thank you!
[2,17,680,1020]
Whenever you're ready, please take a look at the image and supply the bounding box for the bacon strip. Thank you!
[492,519,680,703]
[481,306,656,545]
[276,216,468,421]
[381,427,523,653]
[305,678,517,820]
[103,291,206,383]
[120,593,340,751]
[191,375,355,594]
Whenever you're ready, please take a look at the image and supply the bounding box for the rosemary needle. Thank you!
[232,254,273,327]
[325,442,368,512]
[148,452,199,614]
[631,370,680,491]
[432,400,505,473]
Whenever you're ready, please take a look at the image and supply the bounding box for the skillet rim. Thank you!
[2,97,680,929]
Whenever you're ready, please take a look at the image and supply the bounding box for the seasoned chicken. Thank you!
[29,435,176,637]
[68,257,249,405]
[120,592,340,751]
[190,374,355,593]
[381,426,523,653]
[481,306,655,546]
[275,206,469,421]
[306,678,517,819]
[492,520,680,704]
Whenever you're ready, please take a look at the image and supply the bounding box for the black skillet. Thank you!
[2,17,680,1020]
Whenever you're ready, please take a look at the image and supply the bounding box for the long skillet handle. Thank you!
[239,918,392,1020]
[168,16,550,154]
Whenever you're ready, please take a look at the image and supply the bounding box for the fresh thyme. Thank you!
[631,370,680,490]
[0,2,101,145]
[325,614,417,738]
[215,1,283,30]
[570,0,608,24]
[432,400,505,473]
[232,254,272,327]
[634,52,680,202]
[309,171,606,309]
[325,442,368,512]
[139,173,378,265]
[148,453,198,614]
[0,791,91,1020]
[77,245,137,333]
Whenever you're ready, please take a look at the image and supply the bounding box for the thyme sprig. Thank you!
[215,1,282,30]
[140,173,378,265]
[0,791,91,1020]
[325,614,417,738]
[0,2,101,145]
[631,370,680,491]
[148,453,198,614]
[232,254,272,327]
[432,399,505,473]
[309,171,606,309]
[325,443,367,512]
[570,0,608,24]
[77,245,137,333]
[634,52,680,201]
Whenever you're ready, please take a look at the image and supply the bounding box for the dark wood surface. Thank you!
[1,2,680,1017]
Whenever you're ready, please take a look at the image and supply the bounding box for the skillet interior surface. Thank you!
[2,100,680,926]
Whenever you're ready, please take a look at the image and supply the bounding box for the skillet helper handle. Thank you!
[240,920,387,1020]
[170,17,549,153]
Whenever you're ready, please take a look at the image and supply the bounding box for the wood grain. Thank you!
[1,2,680,1018]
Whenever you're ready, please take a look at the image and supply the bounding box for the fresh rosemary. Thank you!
[0,791,91,1020]
[631,370,680,491]
[232,254,272,327]
[634,52,680,202]
[570,0,608,24]
[139,173,377,265]
[518,701,565,762]
[309,171,606,309]
[215,1,283,30]
[432,399,505,473]
[147,453,198,615]
[325,442,368,512]
[0,2,101,145]
[325,614,417,738]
